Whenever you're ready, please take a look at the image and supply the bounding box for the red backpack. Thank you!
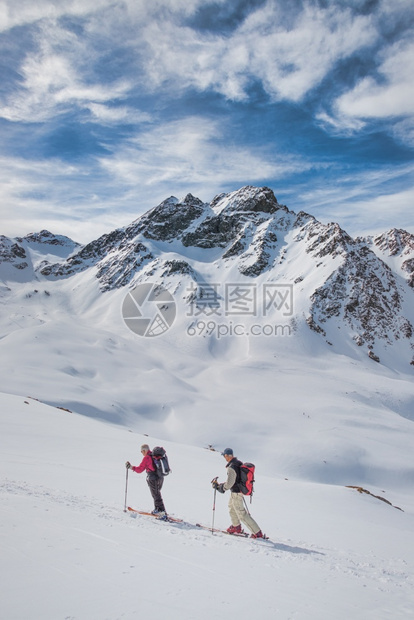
[239,462,255,496]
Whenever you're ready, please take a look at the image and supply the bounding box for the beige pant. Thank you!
[228,492,261,534]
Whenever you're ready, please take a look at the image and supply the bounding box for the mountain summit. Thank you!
[1,186,414,369]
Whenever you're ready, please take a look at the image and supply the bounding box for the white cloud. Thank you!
[315,110,366,134]
[320,38,414,144]
[0,0,213,33]
[137,1,378,103]
[0,0,400,125]
[392,118,414,148]
[85,103,152,125]
[3,0,412,117]
[0,0,107,32]
[238,2,377,103]
[98,116,307,190]
[335,40,414,119]
[0,19,132,123]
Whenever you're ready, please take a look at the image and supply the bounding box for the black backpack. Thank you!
[152,446,171,478]
[239,462,255,496]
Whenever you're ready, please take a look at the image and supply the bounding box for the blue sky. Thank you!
[0,0,413,243]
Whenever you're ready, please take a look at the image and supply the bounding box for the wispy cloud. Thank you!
[99,116,308,190]
[0,1,409,117]
[289,163,414,235]
[235,2,377,102]
[85,103,152,126]
[337,39,414,114]
[137,1,378,103]
[0,152,137,243]
[0,0,110,32]
[0,19,131,123]
[317,35,414,146]
[324,186,414,238]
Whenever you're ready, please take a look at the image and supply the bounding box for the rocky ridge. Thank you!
[366,229,414,289]
[1,186,413,367]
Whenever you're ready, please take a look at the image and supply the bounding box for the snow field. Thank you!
[1,393,414,619]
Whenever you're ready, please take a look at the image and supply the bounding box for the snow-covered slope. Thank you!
[1,392,413,620]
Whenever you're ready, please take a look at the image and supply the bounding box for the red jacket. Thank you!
[132,452,155,474]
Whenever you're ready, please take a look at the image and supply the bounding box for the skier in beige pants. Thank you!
[212,448,263,538]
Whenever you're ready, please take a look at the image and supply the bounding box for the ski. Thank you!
[127,509,270,539]
[127,506,183,523]
[196,523,269,540]
[196,523,249,537]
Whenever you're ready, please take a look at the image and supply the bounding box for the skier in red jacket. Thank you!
[126,444,166,516]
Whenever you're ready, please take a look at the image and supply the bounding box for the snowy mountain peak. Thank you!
[0,229,80,282]
[19,229,80,252]
[373,228,414,257]
[211,185,283,215]
[360,229,414,289]
[136,192,208,242]
[1,186,414,368]
[0,235,29,282]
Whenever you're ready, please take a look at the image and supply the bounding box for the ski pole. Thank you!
[124,466,129,512]
[242,495,251,516]
[211,476,219,533]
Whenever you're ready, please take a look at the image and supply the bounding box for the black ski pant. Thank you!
[146,474,165,511]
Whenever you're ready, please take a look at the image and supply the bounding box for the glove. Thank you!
[212,480,225,493]
[125,461,131,469]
